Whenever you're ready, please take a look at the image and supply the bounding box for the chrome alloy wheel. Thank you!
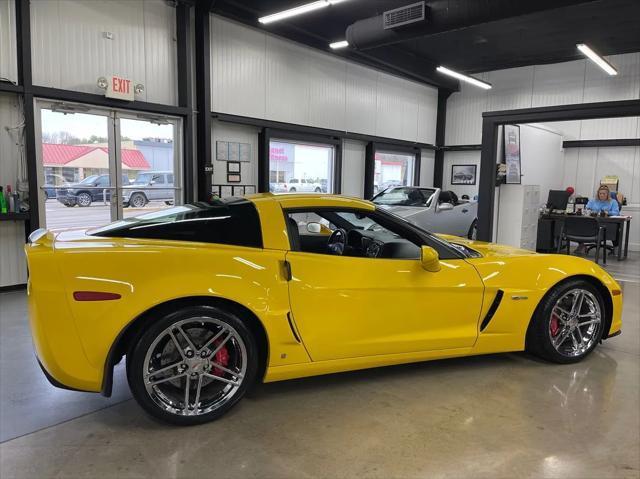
[142,317,247,416]
[548,288,601,357]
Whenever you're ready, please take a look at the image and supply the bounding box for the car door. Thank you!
[93,175,111,202]
[147,174,162,201]
[284,209,484,361]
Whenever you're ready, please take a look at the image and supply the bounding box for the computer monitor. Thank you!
[546,190,570,211]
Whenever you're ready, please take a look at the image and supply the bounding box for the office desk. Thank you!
[537,213,632,261]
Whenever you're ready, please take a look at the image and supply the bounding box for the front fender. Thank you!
[467,253,621,354]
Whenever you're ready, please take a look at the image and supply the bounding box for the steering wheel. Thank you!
[327,228,348,255]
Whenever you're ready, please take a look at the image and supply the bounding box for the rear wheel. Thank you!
[527,280,604,364]
[314,187,321,192]
[129,192,147,208]
[289,187,296,192]
[127,305,258,425]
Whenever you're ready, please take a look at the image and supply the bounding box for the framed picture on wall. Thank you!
[227,161,240,173]
[503,124,522,184]
[227,173,241,183]
[451,164,477,185]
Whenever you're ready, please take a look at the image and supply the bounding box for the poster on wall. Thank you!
[216,141,228,161]
[504,124,522,184]
[239,143,251,162]
[451,164,477,185]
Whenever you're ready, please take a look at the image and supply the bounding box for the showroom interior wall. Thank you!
[442,52,640,249]
[0,0,17,83]
[209,15,438,144]
[29,0,178,105]
[0,93,26,287]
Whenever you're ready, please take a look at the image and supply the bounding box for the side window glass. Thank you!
[285,209,420,259]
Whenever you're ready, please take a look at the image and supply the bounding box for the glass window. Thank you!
[285,209,421,259]
[90,198,263,248]
[269,139,335,194]
[374,151,416,194]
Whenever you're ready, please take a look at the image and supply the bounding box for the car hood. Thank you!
[436,234,536,258]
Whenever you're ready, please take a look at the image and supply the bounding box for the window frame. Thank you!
[259,128,342,194]
[364,142,421,199]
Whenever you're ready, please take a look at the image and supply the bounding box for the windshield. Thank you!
[79,175,100,185]
[372,187,436,207]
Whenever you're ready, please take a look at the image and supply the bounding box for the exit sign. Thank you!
[106,75,134,101]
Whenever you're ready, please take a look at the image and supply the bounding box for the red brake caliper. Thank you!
[212,340,230,376]
[550,314,560,337]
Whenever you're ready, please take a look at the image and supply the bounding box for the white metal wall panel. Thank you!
[210,15,266,118]
[574,147,598,199]
[265,35,310,126]
[580,116,639,140]
[562,148,579,189]
[307,50,346,131]
[375,72,407,140]
[341,139,366,197]
[143,0,177,105]
[210,16,439,143]
[583,53,640,103]
[345,62,378,135]
[419,148,435,186]
[531,60,586,107]
[417,85,437,144]
[445,77,489,145]
[30,0,177,105]
[0,0,17,83]
[0,93,27,286]
[487,66,534,111]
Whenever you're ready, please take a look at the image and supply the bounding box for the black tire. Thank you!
[314,187,321,192]
[526,279,605,364]
[289,187,296,192]
[64,203,75,207]
[77,192,92,207]
[127,305,258,425]
[129,192,147,208]
[467,219,478,240]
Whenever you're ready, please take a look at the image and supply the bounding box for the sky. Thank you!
[41,109,174,141]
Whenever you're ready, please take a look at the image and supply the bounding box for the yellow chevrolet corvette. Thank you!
[26,193,622,425]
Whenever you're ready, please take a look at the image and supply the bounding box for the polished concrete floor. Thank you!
[0,253,638,478]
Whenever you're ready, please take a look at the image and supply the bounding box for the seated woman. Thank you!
[574,185,619,254]
[586,185,620,216]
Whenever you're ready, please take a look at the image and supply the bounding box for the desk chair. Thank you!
[557,217,607,265]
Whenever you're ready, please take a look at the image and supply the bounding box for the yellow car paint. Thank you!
[25,193,622,394]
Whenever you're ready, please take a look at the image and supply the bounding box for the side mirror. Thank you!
[306,222,322,234]
[420,245,441,272]
[438,202,454,212]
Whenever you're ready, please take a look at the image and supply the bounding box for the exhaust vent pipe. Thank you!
[346,1,428,50]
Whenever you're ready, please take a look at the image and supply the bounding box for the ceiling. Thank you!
[211,0,640,91]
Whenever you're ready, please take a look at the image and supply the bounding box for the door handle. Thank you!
[462,209,469,213]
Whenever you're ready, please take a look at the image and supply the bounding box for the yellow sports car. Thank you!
[26,194,622,425]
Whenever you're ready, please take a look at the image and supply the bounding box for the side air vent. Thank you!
[383,1,426,30]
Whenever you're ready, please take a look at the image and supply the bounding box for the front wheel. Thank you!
[127,305,258,425]
[289,187,296,192]
[314,187,321,192]
[129,192,147,208]
[77,192,92,207]
[527,280,605,364]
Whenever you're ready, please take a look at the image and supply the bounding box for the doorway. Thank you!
[35,101,182,229]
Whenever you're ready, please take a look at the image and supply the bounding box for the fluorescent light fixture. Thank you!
[436,66,492,90]
[329,40,349,49]
[577,43,617,76]
[258,0,351,24]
